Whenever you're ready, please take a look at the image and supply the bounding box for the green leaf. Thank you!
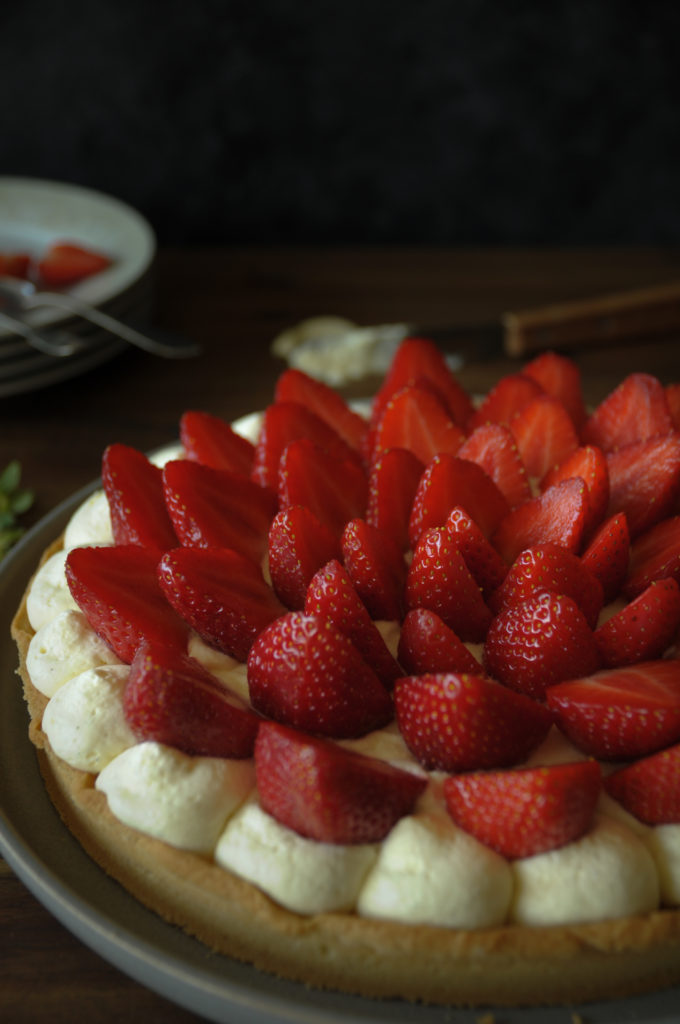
[0,461,34,559]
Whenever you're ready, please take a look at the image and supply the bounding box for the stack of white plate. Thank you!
[0,178,156,398]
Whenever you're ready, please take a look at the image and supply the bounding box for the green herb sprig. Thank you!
[0,460,34,558]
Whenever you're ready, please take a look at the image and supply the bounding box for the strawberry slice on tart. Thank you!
[606,433,680,538]
[492,477,589,564]
[341,517,406,621]
[102,443,178,553]
[581,512,631,604]
[594,578,680,667]
[458,422,532,510]
[444,506,509,597]
[605,742,680,825]
[509,394,579,480]
[397,607,482,677]
[179,410,256,476]
[277,437,368,537]
[581,372,674,453]
[268,505,342,610]
[366,446,425,552]
[541,444,610,540]
[467,372,543,431]
[274,368,368,452]
[371,384,466,466]
[625,515,680,599]
[522,349,587,431]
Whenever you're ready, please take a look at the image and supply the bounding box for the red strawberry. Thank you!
[341,518,406,620]
[37,241,111,287]
[179,410,255,476]
[158,547,286,661]
[304,559,402,688]
[408,453,510,549]
[666,383,680,432]
[625,515,680,599]
[605,742,680,825]
[406,527,493,643]
[255,721,426,843]
[582,372,674,453]
[268,506,341,609]
[581,512,630,603]
[467,372,543,431]
[606,433,680,538]
[443,761,601,859]
[594,578,680,667]
[162,460,277,564]
[458,423,532,509]
[397,607,482,676]
[489,542,604,628]
[394,672,553,772]
[274,368,368,451]
[483,591,602,700]
[546,659,680,760]
[102,443,177,552]
[444,505,509,597]
[247,611,393,738]
[124,641,260,758]
[522,350,587,431]
[509,394,579,480]
[492,477,588,564]
[65,545,188,663]
[541,444,610,538]
[365,447,425,551]
[371,384,465,466]
[278,438,368,537]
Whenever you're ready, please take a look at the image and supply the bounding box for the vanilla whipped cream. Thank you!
[27,609,123,698]
[188,635,250,703]
[644,826,680,905]
[63,489,113,549]
[26,550,80,631]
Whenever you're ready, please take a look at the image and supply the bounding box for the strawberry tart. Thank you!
[11,338,680,1008]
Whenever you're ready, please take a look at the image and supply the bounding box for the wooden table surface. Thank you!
[2,246,680,1023]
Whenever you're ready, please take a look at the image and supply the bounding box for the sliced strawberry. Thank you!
[509,394,579,480]
[255,721,426,843]
[365,447,425,551]
[408,453,510,549]
[124,641,260,758]
[546,659,680,760]
[102,443,178,552]
[666,383,680,432]
[278,438,368,537]
[483,591,602,700]
[541,444,609,539]
[179,410,255,476]
[37,241,111,288]
[162,459,276,564]
[394,672,553,772]
[341,518,406,620]
[397,607,482,676]
[444,505,509,597]
[274,368,368,451]
[458,423,532,509]
[581,372,674,453]
[605,743,680,825]
[581,512,631,604]
[304,559,402,688]
[247,611,393,738]
[594,578,680,667]
[371,384,465,466]
[489,542,604,628]
[522,350,587,431]
[65,545,188,663]
[492,477,588,564]
[625,515,680,599]
[0,251,31,279]
[467,373,543,431]
[158,547,286,661]
[444,761,601,860]
[268,506,341,610]
[405,527,493,643]
[606,433,680,538]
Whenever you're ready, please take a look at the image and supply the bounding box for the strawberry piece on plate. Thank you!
[458,423,532,509]
[444,761,601,860]
[581,512,630,603]
[102,443,178,553]
[274,368,368,451]
[255,721,426,843]
[546,659,680,760]
[371,384,466,466]
[625,515,680,598]
[509,394,579,480]
[278,438,368,537]
[444,505,509,597]
[394,671,553,772]
[606,433,680,538]
[483,590,602,700]
[522,350,587,431]
[366,447,425,551]
[582,373,674,453]
[467,372,543,431]
[0,251,31,279]
[341,518,406,620]
[158,547,286,661]
[247,611,393,738]
[124,641,260,758]
[65,545,188,663]
[37,241,111,288]
[163,459,277,564]
[605,743,680,825]
[406,526,493,643]
[541,444,610,539]
[269,506,341,610]
[594,578,680,667]
[179,410,255,476]
[397,607,482,676]
[492,477,588,564]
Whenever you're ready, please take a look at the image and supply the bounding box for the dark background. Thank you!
[2,0,680,246]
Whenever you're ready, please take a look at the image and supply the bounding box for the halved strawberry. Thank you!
[458,423,532,509]
[443,761,601,859]
[522,350,587,431]
[247,612,393,738]
[274,368,368,451]
[483,591,602,700]
[594,578,680,667]
[666,383,680,433]
[397,607,482,676]
[268,506,341,610]
[37,241,111,288]
[65,545,188,663]
[162,459,276,564]
[605,742,680,825]
[541,444,610,539]
[278,438,368,537]
[408,453,510,549]
[467,373,543,431]
[124,641,260,758]
[444,506,509,597]
[509,394,579,480]
[304,559,402,688]
[102,443,178,552]
[179,410,255,476]
[341,518,406,620]
[158,547,286,661]
[255,721,426,843]
[394,672,553,771]
[581,512,630,603]
[371,384,465,466]
[606,433,680,538]
[546,659,680,760]
[365,447,425,551]
[625,515,680,599]
[492,477,588,564]
[581,372,674,453]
